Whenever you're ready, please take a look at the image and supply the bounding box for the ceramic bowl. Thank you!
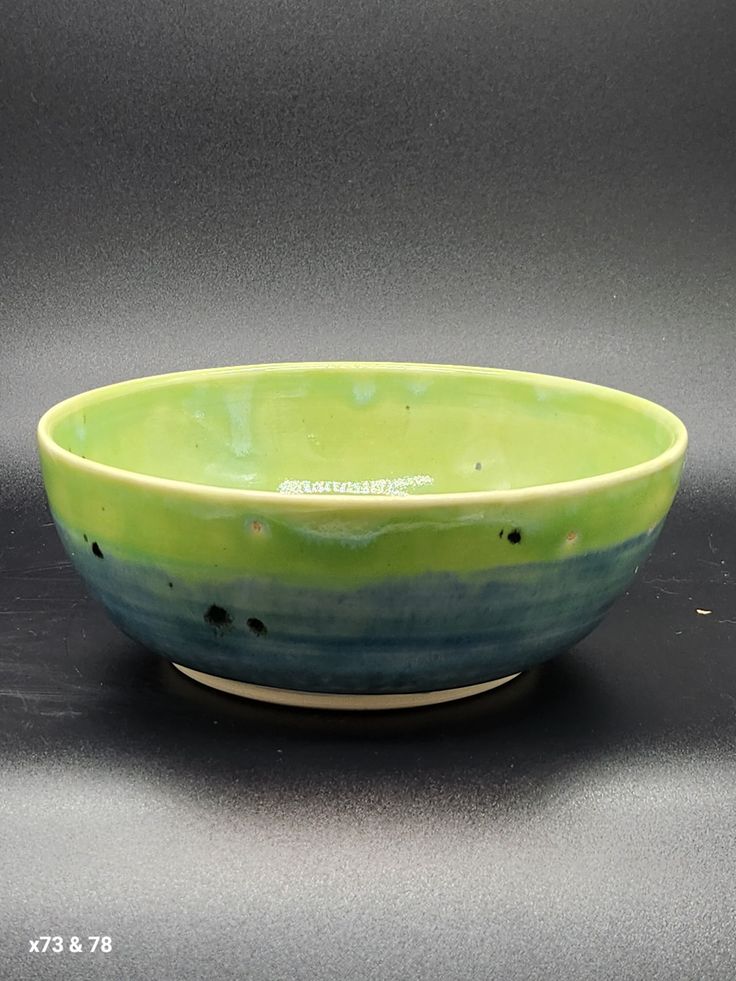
[37,362,687,709]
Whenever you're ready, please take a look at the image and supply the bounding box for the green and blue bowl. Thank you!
[37,362,687,709]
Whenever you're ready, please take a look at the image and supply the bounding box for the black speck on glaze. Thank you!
[507,529,522,544]
[83,533,88,542]
[405,405,410,410]
[475,462,482,471]
[168,582,174,589]
[91,541,103,558]
[204,604,232,628]
[499,529,504,539]
[247,617,267,637]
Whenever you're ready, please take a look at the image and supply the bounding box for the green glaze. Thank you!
[50,363,675,493]
[39,362,686,589]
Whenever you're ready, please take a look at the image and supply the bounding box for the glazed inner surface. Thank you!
[50,366,679,494]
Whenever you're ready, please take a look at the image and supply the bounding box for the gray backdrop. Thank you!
[2,1,735,978]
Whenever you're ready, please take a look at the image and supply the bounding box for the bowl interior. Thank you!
[48,364,681,494]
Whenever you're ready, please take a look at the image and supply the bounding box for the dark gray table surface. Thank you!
[2,0,736,977]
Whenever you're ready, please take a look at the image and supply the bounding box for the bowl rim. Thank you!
[37,361,688,510]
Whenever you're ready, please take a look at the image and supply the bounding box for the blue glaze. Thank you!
[56,524,660,694]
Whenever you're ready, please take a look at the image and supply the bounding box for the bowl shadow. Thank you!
[72,630,645,822]
[8,489,735,822]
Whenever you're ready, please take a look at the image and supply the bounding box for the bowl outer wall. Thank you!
[39,447,684,586]
[37,364,687,693]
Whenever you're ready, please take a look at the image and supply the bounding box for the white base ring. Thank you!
[172,663,521,710]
